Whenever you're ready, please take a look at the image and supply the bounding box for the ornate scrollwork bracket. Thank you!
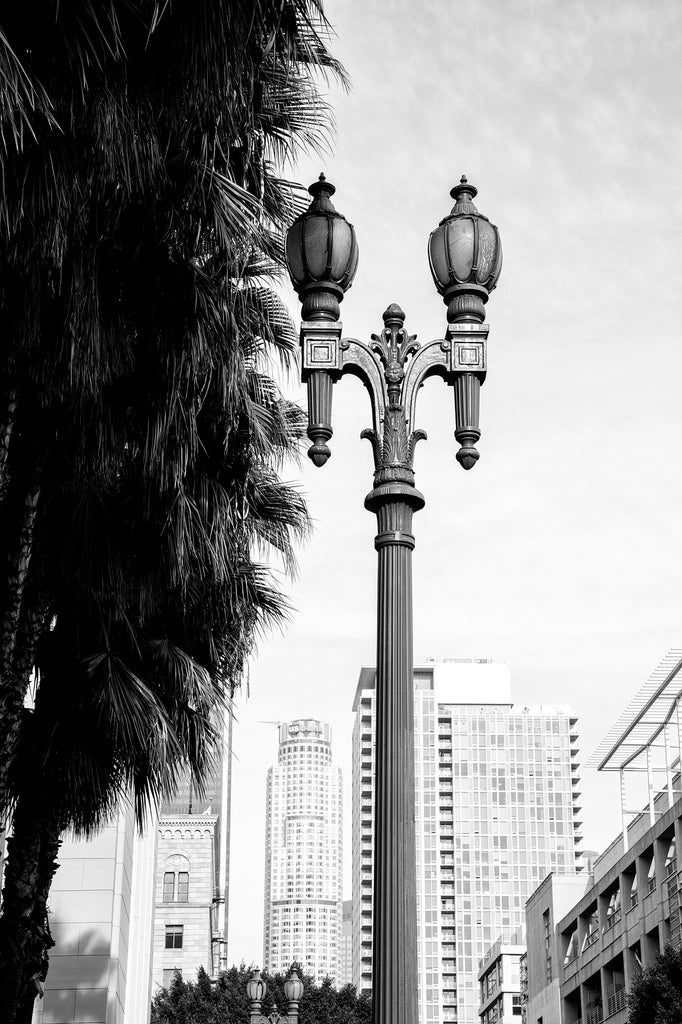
[300,303,488,480]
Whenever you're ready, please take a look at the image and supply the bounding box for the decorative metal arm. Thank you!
[301,302,488,475]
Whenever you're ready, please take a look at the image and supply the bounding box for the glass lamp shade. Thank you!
[284,969,304,1003]
[428,178,502,299]
[286,175,359,300]
[247,969,266,1003]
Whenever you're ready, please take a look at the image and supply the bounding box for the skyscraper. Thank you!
[263,719,343,983]
[352,661,582,1024]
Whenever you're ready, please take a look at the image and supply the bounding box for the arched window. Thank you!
[162,855,190,902]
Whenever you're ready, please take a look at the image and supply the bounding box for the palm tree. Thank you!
[0,257,314,1015]
[0,0,344,1017]
[0,0,344,807]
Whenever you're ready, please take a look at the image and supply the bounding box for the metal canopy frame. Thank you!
[587,649,682,850]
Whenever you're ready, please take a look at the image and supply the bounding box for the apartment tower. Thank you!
[352,661,582,1024]
[263,719,343,983]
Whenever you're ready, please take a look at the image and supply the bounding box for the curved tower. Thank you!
[263,719,343,983]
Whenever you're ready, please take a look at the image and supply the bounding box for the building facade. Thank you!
[152,814,220,990]
[340,899,353,987]
[523,872,594,1024]
[352,660,582,1024]
[477,927,526,1024]
[262,719,343,984]
[525,792,681,1024]
[32,805,157,1024]
[152,707,233,989]
[523,649,682,1024]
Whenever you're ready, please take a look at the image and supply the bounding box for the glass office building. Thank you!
[352,661,582,1024]
[263,719,343,983]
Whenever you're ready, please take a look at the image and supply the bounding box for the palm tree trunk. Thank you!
[0,388,18,508]
[0,794,45,1020]
[14,825,61,1024]
[0,791,62,1024]
[0,480,41,809]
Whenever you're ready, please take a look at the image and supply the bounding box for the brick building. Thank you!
[152,814,220,989]
[151,707,232,989]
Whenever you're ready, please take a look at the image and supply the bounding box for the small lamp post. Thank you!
[247,967,303,1024]
[285,175,501,1024]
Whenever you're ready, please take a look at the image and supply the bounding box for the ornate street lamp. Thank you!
[247,967,303,1024]
[286,174,501,1024]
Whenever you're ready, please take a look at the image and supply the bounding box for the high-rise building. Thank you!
[263,719,343,984]
[340,899,354,987]
[152,708,233,989]
[352,660,582,1024]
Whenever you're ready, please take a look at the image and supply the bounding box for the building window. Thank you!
[666,838,677,877]
[177,872,189,902]
[543,909,552,981]
[162,968,181,988]
[163,870,190,903]
[629,870,638,908]
[165,925,183,949]
[163,872,175,902]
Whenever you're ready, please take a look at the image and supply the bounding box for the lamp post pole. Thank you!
[286,176,501,1024]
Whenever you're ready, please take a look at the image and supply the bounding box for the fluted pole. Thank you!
[366,474,424,1024]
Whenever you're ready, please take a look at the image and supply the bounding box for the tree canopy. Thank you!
[0,0,344,1019]
[151,965,373,1024]
[628,945,682,1024]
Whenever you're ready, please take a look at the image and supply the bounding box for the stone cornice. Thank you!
[158,814,218,840]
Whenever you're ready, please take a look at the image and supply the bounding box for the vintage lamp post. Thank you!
[285,174,501,1024]
[246,967,304,1024]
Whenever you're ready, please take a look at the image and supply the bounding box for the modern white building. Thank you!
[31,805,157,1024]
[352,660,583,1024]
[263,719,343,983]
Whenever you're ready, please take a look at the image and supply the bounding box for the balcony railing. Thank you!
[584,931,599,950]
[604,909,621,931]
[606,987,626,1017]
[585,1004,603,1024]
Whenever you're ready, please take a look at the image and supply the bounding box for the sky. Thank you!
[227,0,682,965]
